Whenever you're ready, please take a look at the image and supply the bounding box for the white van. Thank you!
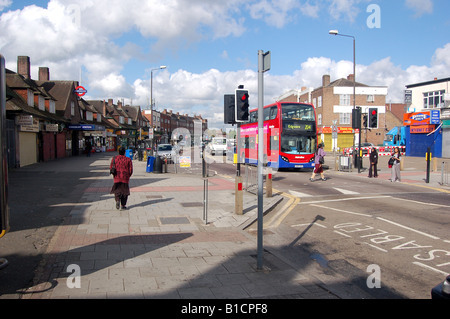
[208,137,227,155]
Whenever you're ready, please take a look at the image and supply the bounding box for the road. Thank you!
[209,156,450,299]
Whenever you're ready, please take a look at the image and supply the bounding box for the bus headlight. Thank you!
[281,156,289,163]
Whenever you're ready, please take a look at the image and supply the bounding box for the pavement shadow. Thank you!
[17,233,194,298]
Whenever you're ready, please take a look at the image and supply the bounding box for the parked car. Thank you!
[156,144,175,162]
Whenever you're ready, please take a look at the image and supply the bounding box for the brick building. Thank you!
[279,74,388,151]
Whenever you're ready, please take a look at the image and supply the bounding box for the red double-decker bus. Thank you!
[238,102,318,169]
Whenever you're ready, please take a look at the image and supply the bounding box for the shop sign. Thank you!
[410,125,435,134]
[404,110,440,126]
[16,115,33,126]
[319,127,354,134]
[46,124,59,132]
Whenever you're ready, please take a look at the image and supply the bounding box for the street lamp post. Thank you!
[329,30,361,173]
[150,66,167,155]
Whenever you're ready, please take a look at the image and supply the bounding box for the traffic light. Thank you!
[363,114,368,128]
[235,89,249,122]
[369,108,378,128]
[224,94,235,124]
[352,108,361,129]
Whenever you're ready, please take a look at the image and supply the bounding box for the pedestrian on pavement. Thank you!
[390,147,402,182]
[110,146,133,210]
[85,140,92,157]
[310,143,326,182]
[368,147,378,178]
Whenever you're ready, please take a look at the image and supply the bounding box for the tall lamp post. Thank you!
[150,66,167,155]
[329,30,361,173]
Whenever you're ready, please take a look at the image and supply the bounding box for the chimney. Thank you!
[117,100,122,108]
[108,99,113,106]
[102,100,106,116]
[18,56,31,79]
[39,67,50,81]
[347,74,355,82]
[322,74,330,87]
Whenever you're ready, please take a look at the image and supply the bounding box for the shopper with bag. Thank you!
[389,147,401,182]
[110,146,133,210]
[310,143,326,182]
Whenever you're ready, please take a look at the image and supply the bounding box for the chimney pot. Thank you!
[39,67,50,81]
[18,56,31,79]
[322,74,330,87]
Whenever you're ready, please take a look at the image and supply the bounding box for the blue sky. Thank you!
[1,0,449,128]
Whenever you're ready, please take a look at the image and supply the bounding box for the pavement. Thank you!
[3,152,450,300]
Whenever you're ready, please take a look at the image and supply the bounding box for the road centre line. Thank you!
[309,204,373,217]
[292,223,327,228]
[376,217,441,240]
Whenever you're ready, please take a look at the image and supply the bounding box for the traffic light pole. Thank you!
[257,50,270,271]
[257,50,264,271]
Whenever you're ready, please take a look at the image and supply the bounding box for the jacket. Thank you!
[110,155,133,184]
[370,150,378,164]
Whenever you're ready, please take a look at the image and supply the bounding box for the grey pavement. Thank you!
[5,152,450,299]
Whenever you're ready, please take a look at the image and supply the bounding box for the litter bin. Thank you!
[153,155,163,174]
[146,156,155,173]
[126,149,133,160]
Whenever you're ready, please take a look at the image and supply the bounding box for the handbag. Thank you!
[319,156,325,165]
[388,157,395,168]
[110,156,117,176]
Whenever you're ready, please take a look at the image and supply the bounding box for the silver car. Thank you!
[156,144,175,161]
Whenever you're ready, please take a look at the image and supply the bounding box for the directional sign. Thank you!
[74,86,87,97]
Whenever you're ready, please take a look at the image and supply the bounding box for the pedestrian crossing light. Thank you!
[369,108,378,128]
[235,89,249,122]
[363,114,368,128]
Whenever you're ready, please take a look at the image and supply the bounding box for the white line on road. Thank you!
[333,187,360,195]
[299,196,391,205]
[291,223,327,228]
[376,217,440,240]
[310,204,373,217]
[289,190,313,198]
[393,197,450,209]
[413,262,449,276]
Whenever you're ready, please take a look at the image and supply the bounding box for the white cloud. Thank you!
[327,0,366,22]
[0,0,11,12]
[405,0,433,17]
[249,0,302,28]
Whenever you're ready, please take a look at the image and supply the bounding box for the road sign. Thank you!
[74,86,87,97]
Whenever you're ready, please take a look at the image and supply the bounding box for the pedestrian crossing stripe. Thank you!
[289,188,360,198]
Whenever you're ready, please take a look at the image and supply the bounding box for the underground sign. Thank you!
[74,86,87,97]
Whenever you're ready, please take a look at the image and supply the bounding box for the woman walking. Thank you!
[310,143,326,182]
[390,147,402,182]
[110,146,133,210]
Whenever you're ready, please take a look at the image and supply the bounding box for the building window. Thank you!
[340,94,351,106]
[318,96,322,108]
[313,98,317,108]
[318,114,322,125]
[423,90,445,108]
[367,95,375,103]
[339,113,351,125]
[71,101,75,116]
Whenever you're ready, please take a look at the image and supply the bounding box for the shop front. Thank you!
[319,126,354,152]
[404,110,442,157]
[68,124,106,155]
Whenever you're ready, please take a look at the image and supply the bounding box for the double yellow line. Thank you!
[263,189,300,229]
